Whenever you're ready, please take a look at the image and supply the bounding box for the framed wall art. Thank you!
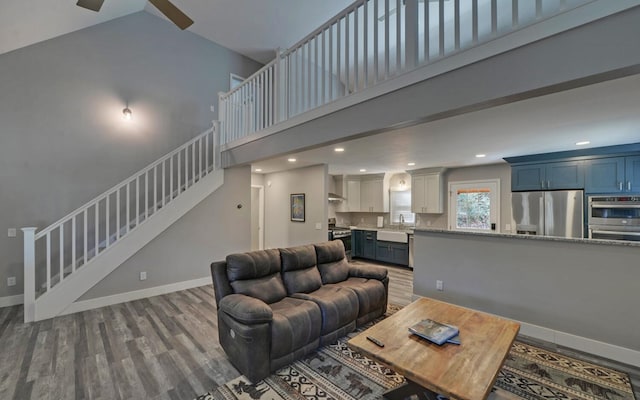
[290,193,305,222]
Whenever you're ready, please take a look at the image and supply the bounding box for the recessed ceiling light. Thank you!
[255,168,262,172]
[475,154,486,158]
[288,158,297,162]
[576,141,590,146]
[334,147,345,152]
[407,162,416,166]
[359,168,367,172]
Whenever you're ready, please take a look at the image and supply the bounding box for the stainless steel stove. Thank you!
[328,218,352,257]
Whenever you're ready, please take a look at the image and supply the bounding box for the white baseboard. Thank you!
[0,294,24,308]
[411,294,640,368]
[61,276,212,316]
[519,320,640,368]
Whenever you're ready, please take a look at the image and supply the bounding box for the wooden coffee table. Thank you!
[348,297,520,400]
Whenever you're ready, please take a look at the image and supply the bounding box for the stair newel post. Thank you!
[212,120,221,170]
[22,227,37,323]
[217,91,226,145]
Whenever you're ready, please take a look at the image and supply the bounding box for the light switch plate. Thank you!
[7,228,17,238]
[139,271,147,281]
[7,277,16,287]
[315,223,322,230]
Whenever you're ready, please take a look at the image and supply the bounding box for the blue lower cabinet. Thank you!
[375,241,409,266]
[363,231,377,259]
[351,230,364,257]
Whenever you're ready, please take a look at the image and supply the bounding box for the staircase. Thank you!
[22,125,223,323]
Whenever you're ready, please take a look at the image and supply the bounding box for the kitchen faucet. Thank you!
[399,214,405,226]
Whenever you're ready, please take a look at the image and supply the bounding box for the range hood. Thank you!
[328,192,345,201]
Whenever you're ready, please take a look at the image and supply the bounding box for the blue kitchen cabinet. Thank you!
[512,161,584,191]
[376,241,409,265]
[585,156,640,194]
[585,157,626,193]
[546,161,584,189]
[351,230,363,257]
[626,156,640,193]
[362,231,377,259]
[511,164,545,191]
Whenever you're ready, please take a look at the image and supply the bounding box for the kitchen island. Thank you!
[413,228,640,368]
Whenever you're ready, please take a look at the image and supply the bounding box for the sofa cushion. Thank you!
[226,249,286,304]
[331,277,386,319]
[315,240,350,284]
[292,286,359,335]
[270,297,322,359]
[280,245,322,294]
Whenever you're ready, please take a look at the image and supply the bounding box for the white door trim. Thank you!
[251,185,265,250]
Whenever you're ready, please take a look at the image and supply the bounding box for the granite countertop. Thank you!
[348,226,415,234]
[414,227,640,247]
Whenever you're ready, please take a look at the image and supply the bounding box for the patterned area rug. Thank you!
[198,307,635,400]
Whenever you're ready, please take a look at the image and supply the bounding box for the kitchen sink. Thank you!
[377,230,408,243]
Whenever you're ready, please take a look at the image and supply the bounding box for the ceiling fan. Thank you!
[76,0,194,30]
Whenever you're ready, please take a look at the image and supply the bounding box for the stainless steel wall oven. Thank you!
[588,195,640,242]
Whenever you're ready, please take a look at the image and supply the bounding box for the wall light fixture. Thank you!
[122,107,132,121]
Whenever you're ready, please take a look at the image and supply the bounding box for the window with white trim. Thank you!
[448,180,500,232]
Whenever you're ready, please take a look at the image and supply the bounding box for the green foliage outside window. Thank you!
[456,192,490,229]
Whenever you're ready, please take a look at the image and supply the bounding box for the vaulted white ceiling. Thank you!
[0,0,352,63]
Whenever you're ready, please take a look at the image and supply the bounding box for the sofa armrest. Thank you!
[348,264,388,281]
[219,294,273,324]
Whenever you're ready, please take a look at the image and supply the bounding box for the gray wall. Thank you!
[414,231,640,352]
[264,165,328,248]
[80,167,252,300]
[0,12,261,299]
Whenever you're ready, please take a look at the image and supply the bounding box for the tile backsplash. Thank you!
[335,212,447,229]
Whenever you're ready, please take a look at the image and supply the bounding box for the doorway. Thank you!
[251,185,264,250]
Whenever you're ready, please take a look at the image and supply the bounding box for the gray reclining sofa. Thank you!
[210,240,389,382]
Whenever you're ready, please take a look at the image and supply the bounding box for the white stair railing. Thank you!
[23,125,219,322]
[219,0,596,145]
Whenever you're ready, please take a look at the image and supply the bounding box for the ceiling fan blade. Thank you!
[148,0,194,30]
[76,0,105,12]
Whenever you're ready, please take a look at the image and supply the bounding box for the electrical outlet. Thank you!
[139,271,147,281]
[7,228,17,238]
[436,280,444,291]
[315,222,322,230]
[505,224,511,232]
[7,277,16,287]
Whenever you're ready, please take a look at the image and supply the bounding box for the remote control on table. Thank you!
[366,336,385,347]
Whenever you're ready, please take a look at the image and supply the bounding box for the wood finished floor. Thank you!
[0,261,637,399]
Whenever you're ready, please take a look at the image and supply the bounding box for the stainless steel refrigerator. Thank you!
[511,190,584,238]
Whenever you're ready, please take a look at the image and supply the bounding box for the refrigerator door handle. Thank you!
[539,196,545,236]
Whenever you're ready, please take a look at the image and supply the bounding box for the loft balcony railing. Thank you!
[218,0,599,146]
